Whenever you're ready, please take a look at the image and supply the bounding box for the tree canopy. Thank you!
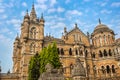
[28,42,62,80]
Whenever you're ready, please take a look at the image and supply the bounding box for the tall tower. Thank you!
[13,4,45,80]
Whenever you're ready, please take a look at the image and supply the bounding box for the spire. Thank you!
[30,3,37,21]
[99,18,101,24]
[41,13,44,19]
[24,9,29,18]
[40,13,45,22]
[15,33,19,40]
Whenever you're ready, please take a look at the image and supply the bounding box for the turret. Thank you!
[39,13,45,26]
[22,10,30,40]
[39,13,45,39]
[13,34,19,61]
[23,10,30,22]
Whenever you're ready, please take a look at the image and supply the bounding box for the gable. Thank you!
[63,27,90,46]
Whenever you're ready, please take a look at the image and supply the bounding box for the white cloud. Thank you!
[65,0,70,4]
[22,2,27,7]
[0,34,11,43]
[2,15,7,19]
[21,11,26,16]
[84,0,90,2]
[95,2,107,7]
[101,9,112,14]
[50,0,57,7]
[6,19,21,31]
[48,8,56,13]
[57,7,65,12]
[50,22,66,28]
[0,8,4,13]
[111,2,120,7]
[36,0,47,4]
[66,10,82,16]
[0,28,9,33]
[48,7,65,13]
[36,4,47,10]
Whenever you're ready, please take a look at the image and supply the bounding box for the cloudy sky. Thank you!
[0,0,120,73]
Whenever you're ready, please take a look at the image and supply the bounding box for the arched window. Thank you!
[104,49,107,57]
[80,50,83,56]
[87,65,90,73]
[112,65,115,73]
[30,27,36,39]
[85,50,88,57]
[93,65,97,74]
[104,35,106,45]
[75,49,78,55]
[30,42,35,53]
[99,50,103,57]
[69,48,72,55]
[106,65,110,73]
[70,64,73,74]
[61,48,64,55]
[57,48,60,54]
[92,53,95,58]
[101,66,105,74]
[109,49,112,56]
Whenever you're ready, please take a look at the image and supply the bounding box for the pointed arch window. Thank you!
[92,52,96,58]
[99,50,103,57]
[70,64,73,74]
[30,42,35,53]
[93,65,97,74]
[101,66,105,74]
[75,49,78,55]
[85,50,88,57]
[104,35,106,45]
[109,49,112,56]
[61,48,64,55]
[69,48,72,55]
[106,65,110,73]
[104,49,107,57]
[80,50,83,56]
[112,65,115,73]
[30,27,36,39]
[57,48,60,54]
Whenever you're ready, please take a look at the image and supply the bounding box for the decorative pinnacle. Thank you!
[75,23,78,28]
[41,13,43,19]
[99,18,101,24]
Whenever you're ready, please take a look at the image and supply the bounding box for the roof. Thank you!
[65,24,87,37]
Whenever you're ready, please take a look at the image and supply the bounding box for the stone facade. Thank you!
[12,5,120,80]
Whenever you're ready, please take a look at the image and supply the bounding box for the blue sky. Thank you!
[0,0,120,73]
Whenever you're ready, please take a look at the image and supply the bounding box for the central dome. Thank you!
[92,19,114,35]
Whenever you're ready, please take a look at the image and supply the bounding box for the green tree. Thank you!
[28,53,40,80]
[39,42,62,74]
[28,42,62,79]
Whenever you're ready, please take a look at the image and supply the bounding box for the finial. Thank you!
[26,9,28,14]
[33,0,34,6]
[17,33,19,37]
[41,13,43,19]
[75,23,77,28]
[99,18,101,24]
[64,27,67,33]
